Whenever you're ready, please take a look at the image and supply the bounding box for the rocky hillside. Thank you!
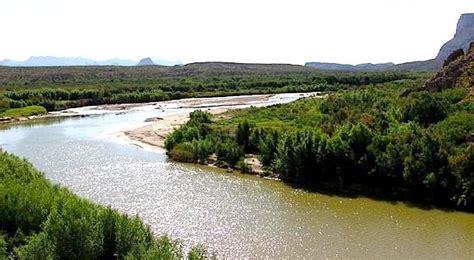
[436,14,474,63]
[424,42,474,99]
[396,13,474,71]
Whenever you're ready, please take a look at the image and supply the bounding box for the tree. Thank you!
[259,130,279,166]
[236,120,253,153]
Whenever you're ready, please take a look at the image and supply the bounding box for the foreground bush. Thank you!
[0,151,207,259]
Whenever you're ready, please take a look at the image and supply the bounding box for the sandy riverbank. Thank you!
[120,108,228,152]
[118,93,322,153]
[119,94,275,152]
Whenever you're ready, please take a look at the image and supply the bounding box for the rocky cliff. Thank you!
[394,13,474,71]
[306,13,474,71]
[424,42,474,99]
[436,13,474,63]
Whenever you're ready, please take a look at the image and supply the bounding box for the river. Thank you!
[0,93,472,259]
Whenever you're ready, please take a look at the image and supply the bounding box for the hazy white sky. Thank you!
[0,0,472,64]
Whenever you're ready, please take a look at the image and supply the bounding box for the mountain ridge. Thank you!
[0,56,181,67]
[304,62,394,71]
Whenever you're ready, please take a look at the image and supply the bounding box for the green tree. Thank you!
[236,120,253,153]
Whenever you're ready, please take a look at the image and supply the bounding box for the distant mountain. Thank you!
[137,57,155,66]
[99,58,137,66]
[305,62,394,71]
[0,56,181,67]
[306,13,474,72]
[0,56,98,66]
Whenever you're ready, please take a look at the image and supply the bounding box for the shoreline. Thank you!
[116,92,322,152]
[116,94,281,152]
[119,113,190,153]
[0,113,93,125]
[0,92,322,126]
[119,104,260,153]
[0,93,278,125]
[1,92,321,154]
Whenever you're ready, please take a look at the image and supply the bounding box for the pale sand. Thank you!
[117,93,324,153]
[121,113,189,153]
[121,108,229,152]
[120,94,274,152]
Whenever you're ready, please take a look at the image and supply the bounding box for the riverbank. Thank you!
[117,93,321,153]
[0,104,110,125]
[120,109,227,153]
[0,112,94,125]
[0,92,285,126]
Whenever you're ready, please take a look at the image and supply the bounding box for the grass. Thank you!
[0,106,47,118]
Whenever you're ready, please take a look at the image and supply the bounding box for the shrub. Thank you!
[0,151,209,258]
[169,143,196,163]
[0,106,47,118]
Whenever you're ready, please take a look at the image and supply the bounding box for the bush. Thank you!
[169,144,196,163]
[0,234,7,258]
[259,130,279,166]
[402,92,449,126]
[165,111,212,151]
[216,140,243,166]
[15,232,55,259]
[187,245,208,260]
[450,144,474,208]
[0,106,47,118]
[0,151,209,258]
[433,113,474,146]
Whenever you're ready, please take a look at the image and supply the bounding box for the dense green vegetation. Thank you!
[165,79,474,212]
[0,65,428,112]
[0,151,208,259]
[0,65,467,259]
[0,106,46,118]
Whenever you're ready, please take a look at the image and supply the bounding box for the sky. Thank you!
[0,0,472,65]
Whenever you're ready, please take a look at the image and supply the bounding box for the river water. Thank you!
[0,93,472,259]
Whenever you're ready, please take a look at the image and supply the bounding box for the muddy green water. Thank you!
[0,94,472,258]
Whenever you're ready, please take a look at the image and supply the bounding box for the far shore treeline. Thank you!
[0,64,427,114]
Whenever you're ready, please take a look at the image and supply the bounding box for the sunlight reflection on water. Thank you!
[0,93,472,258]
